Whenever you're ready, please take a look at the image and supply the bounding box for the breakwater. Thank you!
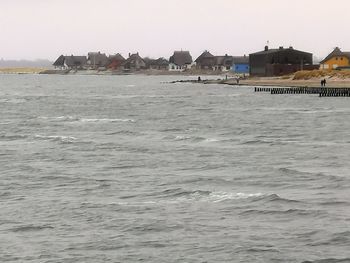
[254,87,350,97]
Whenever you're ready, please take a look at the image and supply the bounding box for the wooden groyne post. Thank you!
[254,86,350,97]
[319,88,350,97]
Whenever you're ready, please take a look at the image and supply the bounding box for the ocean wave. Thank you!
[38,115,79,121]
[0,98,27,104]
[38,116,135,123]
[257,107,350,114]
[34,135,77,143]
[279,167,347,183]
[240,208,325,217]
[174,135,192,141]
[0,134,28,141]
[241,139,273,145]
[256,193,301,203]
[318,200,350,206]
[302,258,350,263]
[10,224,54,232]
[165,135,220,143]
[153,188,268,203]
[308,231,350,246]
[115,191,277,207]
[80,118,135,123]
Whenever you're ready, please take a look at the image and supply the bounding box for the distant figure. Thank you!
[198,76,201,82]
[225,75,228,80]
[321,79,325,87]
[236,77,240,84]
[323,78,327,86]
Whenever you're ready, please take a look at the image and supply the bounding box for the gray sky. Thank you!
[1,0,350,60]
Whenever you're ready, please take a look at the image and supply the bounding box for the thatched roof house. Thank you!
[169,51,193,71]
[87,52,108,69]
[107,53,126,70]
[144,57,169,70]
[195,51,216,69]
[123,53,146,71]
[213,55,234,71]
[53,55,87,69]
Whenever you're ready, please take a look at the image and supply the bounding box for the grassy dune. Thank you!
[293,70,350,80]
[0,67,47,74]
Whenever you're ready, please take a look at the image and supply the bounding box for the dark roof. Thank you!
[154,57,169,66]
[87,52,108,67]
[124,53,146,68]
[232,56,249,64]
[108,53,125,63]
[125,53,145,62]
[108,53,125,62]
[250,47,312,56]
[53,55,65,66]
[64,56,87,67]
[144,57,169,67]
[214,55,234,66]
[215,55,231,65]
[320,47,350,63]
[195,51,214,62]
[169,51,192,66]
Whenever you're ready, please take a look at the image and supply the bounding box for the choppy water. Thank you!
[0,74,349,263]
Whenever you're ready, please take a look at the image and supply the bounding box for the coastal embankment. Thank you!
[172,70,350,88]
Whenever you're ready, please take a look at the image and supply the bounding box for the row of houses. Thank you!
[52,50,250,74]
[53,47,350,76]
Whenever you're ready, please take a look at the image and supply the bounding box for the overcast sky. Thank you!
[1,0,350,60]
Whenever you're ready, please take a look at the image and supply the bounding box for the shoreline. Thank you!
[2,68,350,88]
[170,77,350,88]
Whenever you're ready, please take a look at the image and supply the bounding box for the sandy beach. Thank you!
[224,77,350,88]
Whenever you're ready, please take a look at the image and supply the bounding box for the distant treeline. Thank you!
[0,59,53,68]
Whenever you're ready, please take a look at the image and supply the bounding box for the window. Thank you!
[336,57,338,60]
[341,57,344,60]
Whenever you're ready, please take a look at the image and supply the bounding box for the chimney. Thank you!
[128,53,131,58]
[264,46,268,51]
[289,46,293,49]
[279,46,283,50]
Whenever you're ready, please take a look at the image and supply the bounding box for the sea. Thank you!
[0,74,349,263]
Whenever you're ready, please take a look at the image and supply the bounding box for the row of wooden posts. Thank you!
[254,87,350,97]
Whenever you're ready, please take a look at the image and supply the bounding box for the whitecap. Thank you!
[34,135,77,143]
[208,192,265,202]
[203,138,220,143]
[38,116,78,121]
[79,118,135,123]
[174,135,192,141]
[166,190,266,203]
